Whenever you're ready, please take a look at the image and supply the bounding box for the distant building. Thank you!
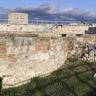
[8,12,28,24]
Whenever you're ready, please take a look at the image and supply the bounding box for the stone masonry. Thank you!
[0,12,96,89]
[0,36,68,88]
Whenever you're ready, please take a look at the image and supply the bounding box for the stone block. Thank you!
[0,43,7,58]
[36,40,50,52]
[7,54,17,62]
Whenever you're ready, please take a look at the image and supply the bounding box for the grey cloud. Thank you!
[13,5,96,22]
[63,7,96,22]
[0,5,96,23]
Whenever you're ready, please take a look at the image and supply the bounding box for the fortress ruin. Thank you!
[0,12,96,88]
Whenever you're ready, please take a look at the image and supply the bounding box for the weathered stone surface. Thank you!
[1,35,96,89]
[0,43,7,58]
[36,39,50,52]
[0,37,68,88]
[7,54,17,62]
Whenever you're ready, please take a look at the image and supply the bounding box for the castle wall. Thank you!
[0,37,68,88]
[0,12,95,88]
[0,34,95,88]
[0,24,91,37]
[0,24,46,32]
[51,25,90,36]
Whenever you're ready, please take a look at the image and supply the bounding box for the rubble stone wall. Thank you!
[0,32,95,89]
[0,36,68,88]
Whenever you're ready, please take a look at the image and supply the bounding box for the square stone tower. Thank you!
[8,12,28,24]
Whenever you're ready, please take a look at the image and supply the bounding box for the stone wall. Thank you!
[0,43,6,58]
[0,25,95,88]
[0,24,92,37]
[0,36,68,88]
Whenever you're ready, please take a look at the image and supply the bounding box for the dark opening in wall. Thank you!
[20,27,23,31]
[7,25,10,27]
[62,34,67,37]
[76,34,83,37]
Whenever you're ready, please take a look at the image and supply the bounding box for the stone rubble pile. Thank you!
[68,40,96,61]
